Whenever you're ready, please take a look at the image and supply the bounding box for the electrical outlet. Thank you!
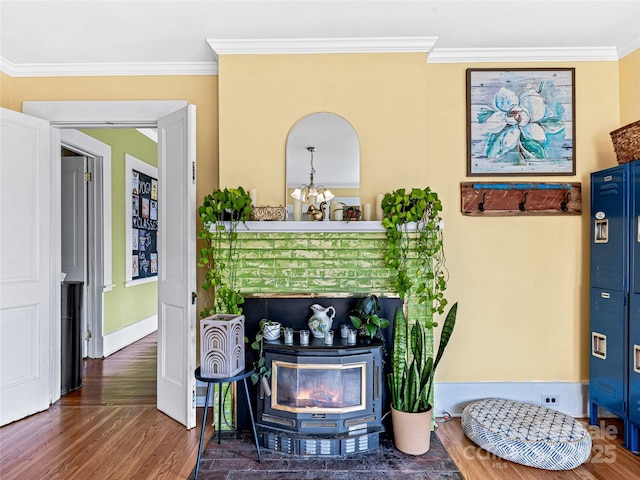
[541,395,560,406]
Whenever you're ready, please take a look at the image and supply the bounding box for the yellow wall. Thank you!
[217,53,621,383]
[619,48,640,125]
[0,71,14,108]
[0,75,220,209]
[428,61,619,382]
[1,53,627,384]
[218,53,430,207]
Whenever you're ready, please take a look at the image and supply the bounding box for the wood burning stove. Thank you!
[239,295,401,456]
[256,337,384,456]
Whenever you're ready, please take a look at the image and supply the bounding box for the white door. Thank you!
[0,108,51,426]
[61,156,87,283]
[156,105,197,428]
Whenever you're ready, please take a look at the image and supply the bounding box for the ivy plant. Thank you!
[249,319,276,386]
[380,187,448,314]
[197,187,252,317]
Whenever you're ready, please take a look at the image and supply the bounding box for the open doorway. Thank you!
[23,100,197,428]
[59,129,161,398]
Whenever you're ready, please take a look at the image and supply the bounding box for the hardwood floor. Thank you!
[436,416,640,480]
[0,333,213,480]
[2,333,639,479]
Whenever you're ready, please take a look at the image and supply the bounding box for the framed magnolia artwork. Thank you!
[467,68,575,176]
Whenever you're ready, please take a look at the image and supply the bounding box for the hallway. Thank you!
[0,333,212,479]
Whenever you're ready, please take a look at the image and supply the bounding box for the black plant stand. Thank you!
[194,367,262,479]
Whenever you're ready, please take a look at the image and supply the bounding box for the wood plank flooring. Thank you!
[2,332,639,479]
[435,416,640,480]
[0,333,213,480]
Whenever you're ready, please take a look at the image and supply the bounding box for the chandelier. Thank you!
[290,146,334,206]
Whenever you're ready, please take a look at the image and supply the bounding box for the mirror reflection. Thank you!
[286,113,360,217]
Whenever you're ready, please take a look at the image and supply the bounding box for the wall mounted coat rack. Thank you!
[461,182,582,216]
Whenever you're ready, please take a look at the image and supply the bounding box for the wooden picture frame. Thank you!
[467,68,575,176]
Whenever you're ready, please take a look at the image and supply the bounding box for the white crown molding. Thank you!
[0,57,218,77]
[618,34,640,59]
[207,37,439,57]
[427,46,620,63]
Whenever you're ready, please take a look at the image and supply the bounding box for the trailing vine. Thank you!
[197,187,252,317]
[381,187,448,314]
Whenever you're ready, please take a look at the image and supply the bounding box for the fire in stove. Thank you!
[294,386,340,407]
[272,360,366,413]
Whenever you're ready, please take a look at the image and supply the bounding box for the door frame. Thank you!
[60,129,112,359]
[24,100,188,405]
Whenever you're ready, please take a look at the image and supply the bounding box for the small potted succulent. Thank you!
[262,319,282,342]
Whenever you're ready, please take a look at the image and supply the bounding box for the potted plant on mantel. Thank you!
[381,186,457,455]
[197,186,252,317]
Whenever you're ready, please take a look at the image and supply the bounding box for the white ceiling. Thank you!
[1,0,639,76]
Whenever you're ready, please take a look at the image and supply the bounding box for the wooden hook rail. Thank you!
[461,182,582,216]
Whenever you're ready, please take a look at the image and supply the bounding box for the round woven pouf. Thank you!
[462,398,592,470]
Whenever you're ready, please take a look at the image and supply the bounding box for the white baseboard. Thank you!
[103,315,157,357]
[434,381,591,418]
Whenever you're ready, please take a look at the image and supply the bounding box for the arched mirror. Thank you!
[286,113,360,215]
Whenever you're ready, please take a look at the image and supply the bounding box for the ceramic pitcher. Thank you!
[308,304,336,338]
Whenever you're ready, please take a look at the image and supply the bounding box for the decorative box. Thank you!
[251,206,287,221]
[200,314,245,378]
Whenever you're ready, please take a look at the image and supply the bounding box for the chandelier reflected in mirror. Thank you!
[290,146,335,208]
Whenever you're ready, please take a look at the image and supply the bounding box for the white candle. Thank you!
[250,188,257,206]
[330,199,340,221]
[376,194,384,221]
[363,203,372,221]
[293,199,302,221]
[334,208,343,221]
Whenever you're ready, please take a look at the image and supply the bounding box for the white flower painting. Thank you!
[467,69,575,175]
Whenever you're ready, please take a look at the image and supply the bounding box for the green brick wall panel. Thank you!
[235,230,432,346]
[236,232,392,293]
[274,258,310,269]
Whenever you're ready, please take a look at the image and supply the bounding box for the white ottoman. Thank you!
[462,398,591,470]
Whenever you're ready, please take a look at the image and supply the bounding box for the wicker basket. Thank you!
[610,120,640,164]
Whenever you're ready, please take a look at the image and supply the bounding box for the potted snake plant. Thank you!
[388,302,457,454]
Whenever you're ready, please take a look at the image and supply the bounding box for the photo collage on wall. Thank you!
[131,169,158,280]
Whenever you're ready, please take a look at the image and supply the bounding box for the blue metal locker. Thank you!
[589,287,627,418]
[629,294,640,426]
[629,163,640,452]
[590,163,640,453]
[590,165,629,291]
[631,161,640,295]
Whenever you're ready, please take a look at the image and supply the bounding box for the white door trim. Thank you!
[24,101,187,128]
[60,129,112,359]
